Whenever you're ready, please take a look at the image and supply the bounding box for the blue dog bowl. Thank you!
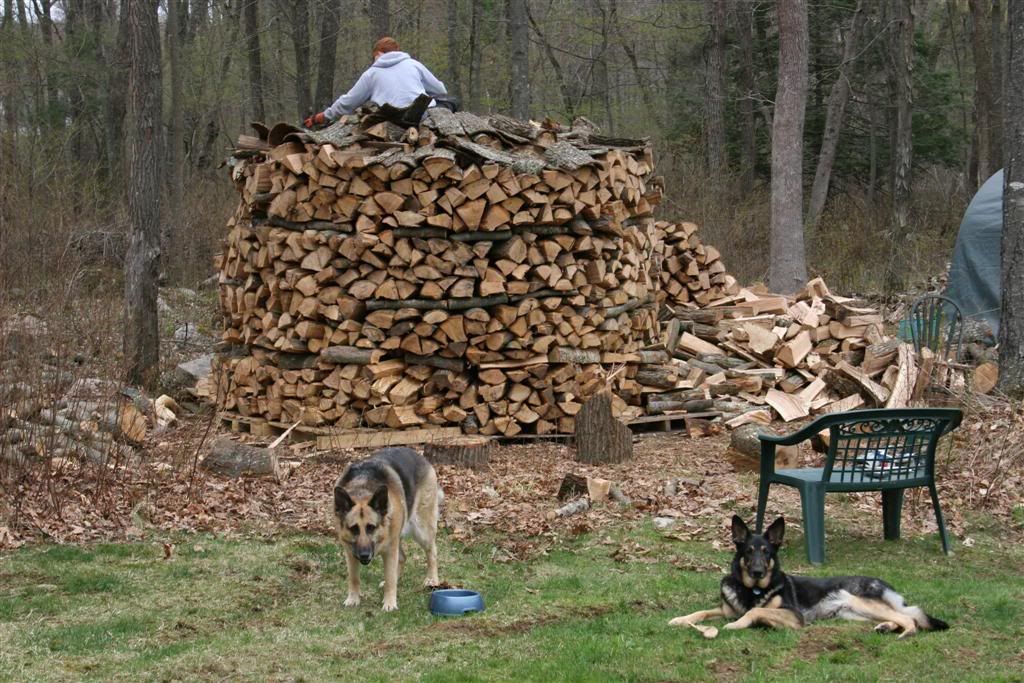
[429,589,485,616]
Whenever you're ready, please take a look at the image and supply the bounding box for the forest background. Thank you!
[0,0,1003,304]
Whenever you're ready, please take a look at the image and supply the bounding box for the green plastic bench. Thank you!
[755,408,963,564]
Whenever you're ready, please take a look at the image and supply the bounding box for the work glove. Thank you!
[304,111,327,129]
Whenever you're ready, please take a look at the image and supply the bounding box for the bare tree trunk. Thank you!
[124,0,163,388]
[885,0,915,293]
[286,0,312,118]
[508,0,529,119]
[368,0,389,38]
[970,0,996,184]
[999,0,1024,396]
[991,0,1004,168]
[104,1,129,177]
[705,0,727,179]
[244,0,265,121]
[609,0,660,130]
[590,0,612,129]
[165,0,183,254]
[806,2,864,229]
[735,1,757,186]
[947,0,974,190]
[468,0,482,112]
[768,0,809,295]
[64,0,87,163]
[195,0,241,170]
[314,0,341,109]
[527,4,575,116]
[446,0,462,102]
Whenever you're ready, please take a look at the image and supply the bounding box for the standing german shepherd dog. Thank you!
[332,447,441,611]
[669,516,949,638]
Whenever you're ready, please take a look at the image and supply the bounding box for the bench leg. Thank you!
[929,483,951,555]
[882,489,904,541]
[799,486,826,565]
[755,479,771,532]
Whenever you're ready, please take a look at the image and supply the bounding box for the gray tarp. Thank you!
[945,170,1003,335]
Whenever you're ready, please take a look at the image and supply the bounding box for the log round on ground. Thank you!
[201,437,281,479]
[423,436,492,468]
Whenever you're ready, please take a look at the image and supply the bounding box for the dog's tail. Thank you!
[923,613,949,631]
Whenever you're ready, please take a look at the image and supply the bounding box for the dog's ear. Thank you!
[731,515,751,545]
[334,487,354,517]
[765,516,785,546]
[369,486,389,517]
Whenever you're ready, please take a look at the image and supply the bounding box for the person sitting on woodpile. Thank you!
[304,37,448,128]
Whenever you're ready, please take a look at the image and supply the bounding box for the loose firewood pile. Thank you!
[216,111,669,437]
[656,277,925,426]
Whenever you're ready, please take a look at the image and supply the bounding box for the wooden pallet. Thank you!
[316,426,462,450]
[219,412,278,437]
[626,410,722,435]
[495,432,574,445]
[217,413,316,441]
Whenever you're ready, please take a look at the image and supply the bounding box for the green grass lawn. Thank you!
[2,518,1022,682]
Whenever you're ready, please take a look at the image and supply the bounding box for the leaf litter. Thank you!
[2,403,1023,553]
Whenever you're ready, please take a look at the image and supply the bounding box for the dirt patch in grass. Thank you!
[364,604,617,657]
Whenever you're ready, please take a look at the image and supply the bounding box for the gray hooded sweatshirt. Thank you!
[323,51,447,120]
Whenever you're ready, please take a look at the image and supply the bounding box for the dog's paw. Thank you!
[424,577,440,588]
[381,598,398,612]
[344,594,361,607]
[668,616,693,627]
[723,620,745,630]
[896,627,918,640]
[874,621,900,634]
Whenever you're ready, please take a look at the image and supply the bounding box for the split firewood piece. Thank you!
[883,343,917,408]
[153,394,181,428]
[765,388,809,422]
[423,435,492,468]
[972,362,998,395]
[586,476,612,504]
[574,388,633,464]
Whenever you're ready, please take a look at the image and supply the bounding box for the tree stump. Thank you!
[575,389,633,464]
[423,435,492,468]
[557,473,588,501]
[201,437,281,479]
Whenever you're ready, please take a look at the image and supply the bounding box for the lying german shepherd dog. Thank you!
[332,447,441,611]
[669,516,948,638]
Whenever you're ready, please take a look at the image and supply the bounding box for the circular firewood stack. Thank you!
[215,110,674,438]
[423,435,492,468]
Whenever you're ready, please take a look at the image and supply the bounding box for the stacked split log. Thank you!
[216,111,664,436]
[653,220,740,308]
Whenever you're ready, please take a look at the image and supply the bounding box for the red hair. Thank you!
[373,37,399,55]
